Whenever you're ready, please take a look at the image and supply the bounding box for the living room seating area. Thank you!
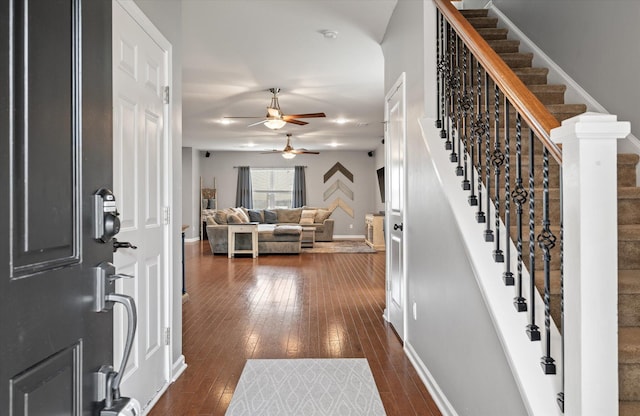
[203,207,334,255]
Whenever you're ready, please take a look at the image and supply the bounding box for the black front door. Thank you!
[0,1,114,415]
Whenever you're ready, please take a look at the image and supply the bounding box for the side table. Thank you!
[228,222,259,258]
[301,226,315,248]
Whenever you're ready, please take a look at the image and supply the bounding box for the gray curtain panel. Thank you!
[235,166,253,208]
[292,165,306,208]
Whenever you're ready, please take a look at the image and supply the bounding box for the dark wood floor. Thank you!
[148,242,441,416]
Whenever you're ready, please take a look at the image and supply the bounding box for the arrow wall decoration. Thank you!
[323,179,354,201]
[323,162,354,183]
[328,197,354,218]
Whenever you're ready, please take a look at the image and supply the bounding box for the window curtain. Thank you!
[292,166,306,208]
[235,166,253,208]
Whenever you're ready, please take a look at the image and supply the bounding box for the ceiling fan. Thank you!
[225,88,326,129]
[263,133,319,159]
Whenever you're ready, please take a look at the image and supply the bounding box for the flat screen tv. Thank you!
[376,167,385,203]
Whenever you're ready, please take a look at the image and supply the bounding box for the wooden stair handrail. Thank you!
[434,0,563,164]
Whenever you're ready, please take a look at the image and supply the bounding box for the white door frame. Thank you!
[113,0,175,407]
[384,72,408,340]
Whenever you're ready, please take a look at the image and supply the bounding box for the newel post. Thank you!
[551,113,630,416]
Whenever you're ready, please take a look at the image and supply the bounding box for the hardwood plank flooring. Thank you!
[148,242,441,416]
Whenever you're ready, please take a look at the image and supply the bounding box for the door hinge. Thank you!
[165,327,171,345]
[163,206,171,225]
[163,86,170,104]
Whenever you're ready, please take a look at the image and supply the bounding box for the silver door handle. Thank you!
[105,293,137,400]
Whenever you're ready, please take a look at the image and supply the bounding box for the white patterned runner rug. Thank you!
[225,358,387,416]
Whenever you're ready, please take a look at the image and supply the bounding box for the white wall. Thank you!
[491,0,640,140]
[181,147,200,239]
[132,0,184,371]
[381,1,527,414]
[198,150,377,236]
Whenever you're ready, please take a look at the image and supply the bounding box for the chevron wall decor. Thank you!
[323,179,354,201]
[328,197,354,218]
[323,162,354,183]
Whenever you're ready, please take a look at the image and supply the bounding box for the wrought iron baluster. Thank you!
[435,11,442,130]
[538,146,557,375]
[527,129,541,341]
[475,63,485,222]
[452,34,461,165]
[503,99,513,284]
[513,113,527,311]
[444,23,454,150]
[467,54,477,204]
[557,166,565,411]
[491,84,504,262]
[484,72,493,241]
[460,45,471,184]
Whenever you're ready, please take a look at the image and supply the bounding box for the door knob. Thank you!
[393,223,403,231]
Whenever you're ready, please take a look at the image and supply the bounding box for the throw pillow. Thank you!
[204,214,218,225]
[315,209,332,223]
[248,209,264,223]
[264,209,278,224]
[233,207,250,223]
[213,210,228,224]
[226,213,243,224]
[300,209,317,225]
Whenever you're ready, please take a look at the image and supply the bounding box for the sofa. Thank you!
[203,207,335,255]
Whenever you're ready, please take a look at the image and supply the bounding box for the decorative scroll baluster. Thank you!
[484,72,493,242]
[475,63,485,221]
[512,113,527,311]
[461,45,471,185]
[557,168,565,411]
[526,129,541,341]
[467,54,477,204]
[452,35,461,166]
[436,11,442,130]
[444,23,454,151]
[439,15,447,139]
[503,99,513,284]
[538,147,557,374]
[491,84,504,262]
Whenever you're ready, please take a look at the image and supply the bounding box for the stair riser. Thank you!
[516,71,548,85]
[487,41,520,54]
[467,17,499,29]
[501,55,534,69]
[477,28,509,41]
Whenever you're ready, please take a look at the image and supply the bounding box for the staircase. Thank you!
[459,9,640,415]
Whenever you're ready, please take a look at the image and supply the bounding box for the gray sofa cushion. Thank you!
[248,209,264,223]
[273,225,302,236]
[264,210,278,224]
[275,208,302,223]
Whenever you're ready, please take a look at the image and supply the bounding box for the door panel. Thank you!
[112,1,168,407]
[385,74,406,340]
[1,0,113,414]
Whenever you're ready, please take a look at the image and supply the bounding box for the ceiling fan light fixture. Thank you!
[264,119,287,130]
[282,152,296,159]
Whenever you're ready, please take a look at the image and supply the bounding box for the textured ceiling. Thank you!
[181,0,397,153]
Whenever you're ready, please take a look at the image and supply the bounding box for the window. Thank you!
[251,168,294,209]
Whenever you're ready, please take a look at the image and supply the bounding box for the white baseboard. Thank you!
[405,342,459,416]
[171,355,187,382]
[140,382,169,416]
[333,234,366,240]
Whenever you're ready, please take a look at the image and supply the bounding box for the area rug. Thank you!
[225,358,386,416]
[302,240,376,254]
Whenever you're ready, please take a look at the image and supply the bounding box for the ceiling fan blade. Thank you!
[224,116,264,119]
[283,113,326,119]
[284,119,308,126]
[247,119,268,127]
[291,149,320,155]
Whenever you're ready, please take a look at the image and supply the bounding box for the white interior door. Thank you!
[113,1,170,409]
[385,73,406,340]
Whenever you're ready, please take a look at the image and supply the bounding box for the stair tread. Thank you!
[619,187,640,198]
[467,17,499,28]
[459,9,489,18]
[620,401,640,416]
[620,327,640,363]
[513,67,549,75]
[619,224,640,241]
[620,270,640,294]
[476,28,509,40]
[527,84,567,93]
